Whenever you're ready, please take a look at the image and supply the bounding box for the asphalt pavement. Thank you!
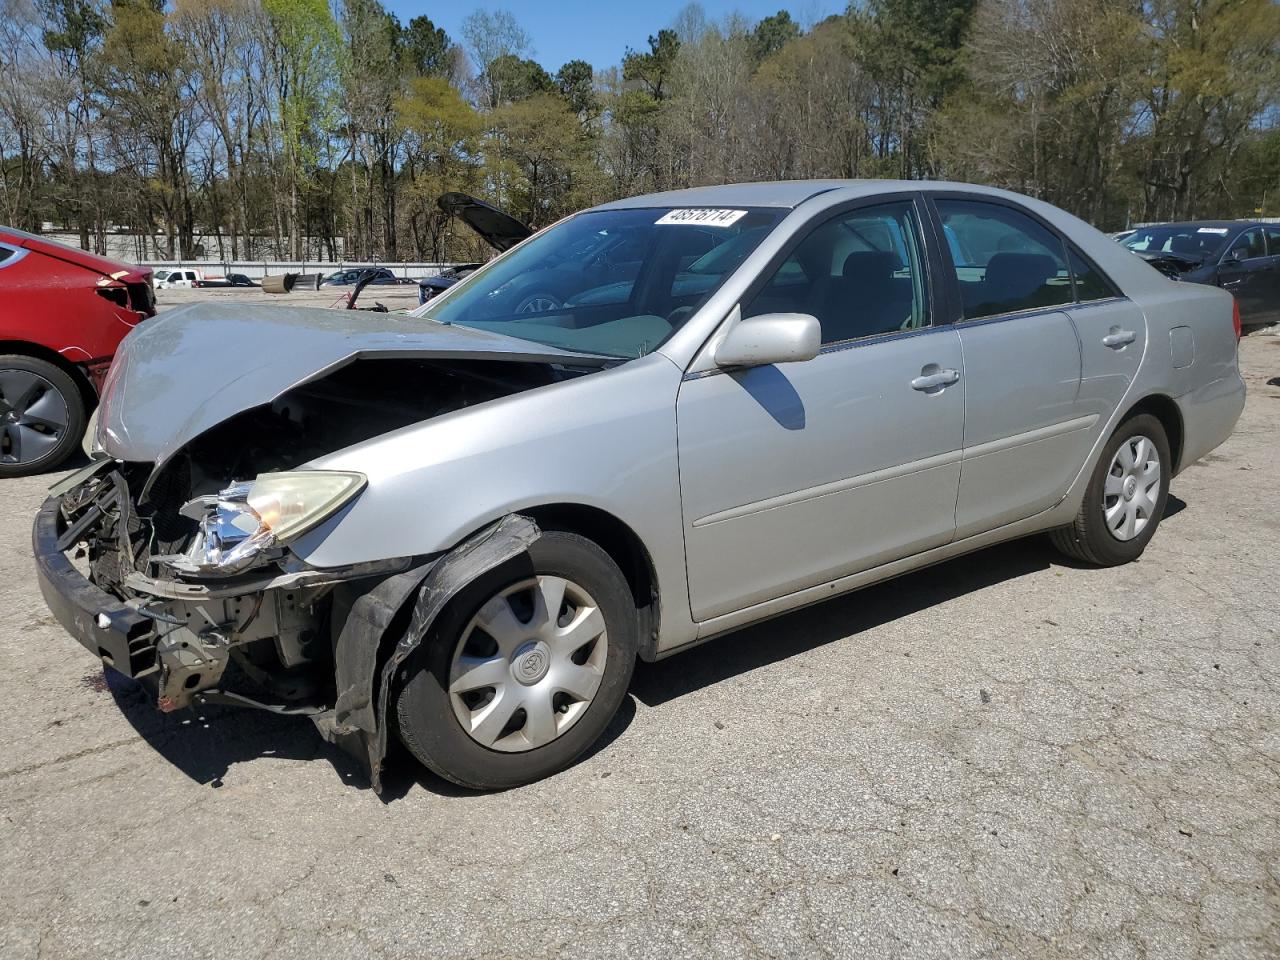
[1,329,1277,960]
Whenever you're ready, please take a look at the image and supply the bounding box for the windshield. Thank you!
[414,207,784,358]
[1122,225,1230,260]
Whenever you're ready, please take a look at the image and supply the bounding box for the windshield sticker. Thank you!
[1197,227,1229,235]
[656,208,748,227]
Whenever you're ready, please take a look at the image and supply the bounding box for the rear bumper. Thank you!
[32,496,154,677]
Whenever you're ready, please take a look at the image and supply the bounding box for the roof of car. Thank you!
[591,179,1042,211]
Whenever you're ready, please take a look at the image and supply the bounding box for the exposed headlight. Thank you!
[168,470,366,576]
[246,471,367,542]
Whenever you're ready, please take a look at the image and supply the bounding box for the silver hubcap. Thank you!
[449,576,608,753]
[0,369,68,465]
[1104,434,1161,541]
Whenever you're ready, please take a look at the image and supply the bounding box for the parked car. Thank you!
[320,266,400,287]
[418,192,533,305]
[1111,229,1137,243]
[35,181,1244,792]
[0,227,154,476]
[154,268,205,289]
[198,273,258,289]
[1121,221,1280,329]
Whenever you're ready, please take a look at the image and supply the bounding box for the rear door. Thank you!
[928,195,1088,538]
[1060,246,1148,429]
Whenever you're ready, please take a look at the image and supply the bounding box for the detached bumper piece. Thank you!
[33,495,156,677]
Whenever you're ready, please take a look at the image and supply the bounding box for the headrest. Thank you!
[841,250,902,281]
[984,252,1057,288]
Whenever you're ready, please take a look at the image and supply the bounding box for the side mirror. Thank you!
[714,312,821,368]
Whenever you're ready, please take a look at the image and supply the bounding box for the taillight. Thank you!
[1231,297,1241,340]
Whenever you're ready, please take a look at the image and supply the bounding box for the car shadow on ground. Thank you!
[108,500,1191,799]
[23,448,91,479]
[631,536,1058,708]
[105,668,368,790]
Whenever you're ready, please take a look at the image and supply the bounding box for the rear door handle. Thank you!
[911,367,960,392]
[1102,329,1136,349]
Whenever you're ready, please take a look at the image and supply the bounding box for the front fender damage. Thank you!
[314,514,540,792]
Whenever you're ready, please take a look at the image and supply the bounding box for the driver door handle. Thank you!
[1102,329,1136,349]
[911,368,960,391]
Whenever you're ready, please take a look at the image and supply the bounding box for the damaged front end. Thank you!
[36,456,390,716]
[34,456,538,790]
[33,302,614,788]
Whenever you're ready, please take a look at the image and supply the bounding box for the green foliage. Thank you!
[38,0,106,58]
[556,59,598,122]
[485,54,555,106]
[623,29,680,100]
[751,10,799,62]
[402,14,450,77]
[9,0,1278,258]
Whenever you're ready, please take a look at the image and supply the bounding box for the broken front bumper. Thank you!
[35,474,542,792]
[33,495,156,677]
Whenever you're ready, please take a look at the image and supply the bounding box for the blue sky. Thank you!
[384,1,842,72]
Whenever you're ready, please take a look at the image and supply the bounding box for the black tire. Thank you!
[395,530,639,790]
[1050,413,1171,566]
[0,354,87,478]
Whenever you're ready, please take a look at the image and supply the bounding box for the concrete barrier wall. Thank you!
[140,261,467,280]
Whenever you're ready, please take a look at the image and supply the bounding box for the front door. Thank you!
[1218,228,1271,325]
[676,198,965,622]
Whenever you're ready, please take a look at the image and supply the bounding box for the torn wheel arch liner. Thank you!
[316,513,541,792]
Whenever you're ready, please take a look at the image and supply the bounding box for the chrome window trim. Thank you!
[0,242,29,270]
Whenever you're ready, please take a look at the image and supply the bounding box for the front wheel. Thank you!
[0,355,87,478]
[1050,413,1171,566]
[395,531,639,790]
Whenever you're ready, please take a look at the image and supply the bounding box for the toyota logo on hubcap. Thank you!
[513,642,550,685]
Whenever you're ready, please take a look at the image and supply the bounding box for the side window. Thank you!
[1266,227,1280,256]
[0,246,13,265]
[1067,249,1116,302]
[1227,229,1265,261]
[936,199,1072,319]
[745,201,928,345]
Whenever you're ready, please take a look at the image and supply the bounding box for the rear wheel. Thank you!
[1050,413,1170,566]
[0,355,87,478]
[395,531,638,790]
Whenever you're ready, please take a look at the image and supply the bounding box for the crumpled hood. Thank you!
[97,302,605,466]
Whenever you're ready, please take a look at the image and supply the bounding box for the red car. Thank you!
[0,228,154,476]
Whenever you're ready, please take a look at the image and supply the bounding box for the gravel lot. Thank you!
[1,330,1277,960]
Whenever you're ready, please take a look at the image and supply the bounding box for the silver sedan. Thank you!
[35,180,1245,791]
